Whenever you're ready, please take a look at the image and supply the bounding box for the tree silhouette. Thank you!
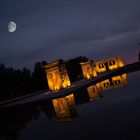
[0,57,88,101]
[65,56,88,82]
[31,61,48,92]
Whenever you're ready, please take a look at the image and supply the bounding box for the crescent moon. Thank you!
[8,21,17,32]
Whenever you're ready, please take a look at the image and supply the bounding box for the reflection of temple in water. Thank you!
[87,84,102,101]
[44,57,127,95]
[42,57,127,120]
[99,75,127,90]
[94,57,127,90]
[80,61,102,101]
[79,57,127,99]
[43,60,78,121]
[52,94,77,121]
[44,59,71,91]
[39,94,78,121]
[0,56,130,140]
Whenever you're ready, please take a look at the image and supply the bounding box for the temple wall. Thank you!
[80,61,102,99]
[94,57,127,90]
[45,67,62,91]
[44,60,71,91]
[44,57,127,93]
[94,57,125,74]
[80,61,94,79]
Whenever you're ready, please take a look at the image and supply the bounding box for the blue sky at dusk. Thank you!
[0,0,140,69]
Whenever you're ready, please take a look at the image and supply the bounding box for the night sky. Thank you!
[0,0,140,69]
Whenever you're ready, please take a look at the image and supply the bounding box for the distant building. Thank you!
[94,57,125,75]
[44,59,71,91]
[80,61,102,100]
[80,61,94,79]
[94,57,127,90]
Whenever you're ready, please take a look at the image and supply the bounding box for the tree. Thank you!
[31,61,48,91]
[65,56,88,82]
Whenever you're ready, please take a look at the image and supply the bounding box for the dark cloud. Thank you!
[0,0,140,69]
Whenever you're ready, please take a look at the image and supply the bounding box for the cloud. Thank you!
[0,0,140,68]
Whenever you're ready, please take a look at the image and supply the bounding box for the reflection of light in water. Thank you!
[87,84,102,101]
[94,57,127,90]
[47,57,128,120]
[80,61,103,101]
[52,94,77,121]
[100,74,127,90]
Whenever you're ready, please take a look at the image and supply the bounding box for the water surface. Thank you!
[0,71,140,140]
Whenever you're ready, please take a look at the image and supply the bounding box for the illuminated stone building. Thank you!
[94,57,125,74]
[80,61,94,79]
[44,60,71,91]
[52,94,77,121]
[80,61,102,100]
[94,57,127,90]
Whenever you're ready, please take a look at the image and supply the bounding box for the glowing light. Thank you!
[80,61,94,79]
[94,57,127,90]
[52,94,77,121]
[44,60,71,91]
[8,21,17,32]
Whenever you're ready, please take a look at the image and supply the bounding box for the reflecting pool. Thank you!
[0,71,140,140]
